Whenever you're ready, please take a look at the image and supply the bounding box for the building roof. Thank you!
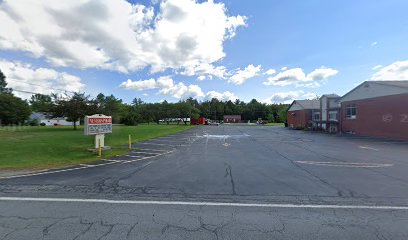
[340,80,408,102]
[321,94,340,98]
[370,81,408,89]
[288,99,320,111]
[297,100,320,109]
[30,112,48,120]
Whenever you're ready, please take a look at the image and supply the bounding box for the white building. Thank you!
[30,112,79,126]
[41,117,80,126]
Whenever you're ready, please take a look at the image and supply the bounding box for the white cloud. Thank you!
[372,65,383,70]
[263,68,276,75]
[263,66,338,87]
[142,93,149,97]
[179,63,227,79]
[197,75,206,81]
[371,60,408,80]
[119,76,204,99]
[206,91,238,101]
[306,67,338,81]
[281,66,287,71]
[119,78,157,91]
[0,59,84,99]
[371,41,378,47]
[262,91,316,104]
[263,68,305,86]
[0,0,247,73]
[228,64,261,85]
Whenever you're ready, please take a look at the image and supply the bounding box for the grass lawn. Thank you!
[0,124,195,170]
[264,122,285,126]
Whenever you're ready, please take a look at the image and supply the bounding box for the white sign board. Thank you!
[84,114,112,136]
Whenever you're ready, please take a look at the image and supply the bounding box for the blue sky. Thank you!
[1,0,408,103]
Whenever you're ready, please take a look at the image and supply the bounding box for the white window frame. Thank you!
[346,104,357,119]
[328,111,338,121]
[313,112,320,121]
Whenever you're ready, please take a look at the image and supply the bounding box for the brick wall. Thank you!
[341,93,408,140]
[287,110,312,129]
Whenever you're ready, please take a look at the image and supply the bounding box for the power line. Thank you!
[10,80,76,93]
[11,88,99,100]
[12,89,42,95]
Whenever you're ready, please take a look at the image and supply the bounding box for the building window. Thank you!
[329,111,338,121]
[346,104,357,119]
[313,112,320,121]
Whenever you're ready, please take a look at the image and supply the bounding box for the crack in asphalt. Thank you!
[125,222,138,238]
[224,164,236,195]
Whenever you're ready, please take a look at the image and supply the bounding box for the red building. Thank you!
[339,81,408,140]
[191,117,208,125]
[287,100,320,129]
[223,115,241,123]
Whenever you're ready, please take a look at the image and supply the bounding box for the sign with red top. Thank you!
[88,118,112,124]
[84,114,112,136]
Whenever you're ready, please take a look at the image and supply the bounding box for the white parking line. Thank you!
[130,152,161,155]
[0,162,117,180]
[106,150,173,163]
[137,149,171,152]
[0,197,407,210]
[0,150,174,180]
[102,159,123,162]
[125,154,159,158]
[359,146,379,151]
[295,161,394,168]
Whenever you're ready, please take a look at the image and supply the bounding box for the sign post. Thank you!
[84,114,112,149]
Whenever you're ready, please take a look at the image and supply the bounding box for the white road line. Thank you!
[295,161,394,168]
[120,151,173,163]
[102,159,123,162]
[79,164,98,167]
[0,162,117,180]
[137,149,171,152]
[0,197,407,210]
[125,154,158,158]
[0,151,173,180]
[359,146,379,151]
[130,152,160,155]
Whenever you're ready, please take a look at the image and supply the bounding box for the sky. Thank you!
[1,0,408,104]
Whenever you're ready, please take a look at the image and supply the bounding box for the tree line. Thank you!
[0,69,289,129]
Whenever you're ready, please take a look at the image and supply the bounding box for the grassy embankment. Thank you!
[0,124,194,170]
[224,122,285,126]
[264,122,285,126]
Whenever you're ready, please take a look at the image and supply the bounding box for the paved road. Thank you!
[1,125,408,239]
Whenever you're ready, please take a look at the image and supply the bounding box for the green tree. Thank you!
[52,92,96,130]
[0,94,31,125]
[278,106,288,123]
[29,94,53,113]
[95,93,125,123]
[0,69,12,94]
[122,104,142,125]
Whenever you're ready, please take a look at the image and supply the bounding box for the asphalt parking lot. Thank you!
[1,125,408,239]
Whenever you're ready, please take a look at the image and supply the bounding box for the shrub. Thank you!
[29,119,39,126]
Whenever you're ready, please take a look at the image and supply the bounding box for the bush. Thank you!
[40,122,46,126]
[28,119,39,126]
